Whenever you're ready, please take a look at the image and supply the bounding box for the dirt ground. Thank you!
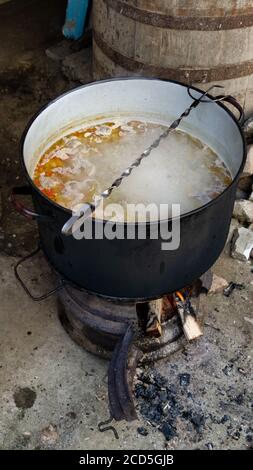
[0,0,252,451]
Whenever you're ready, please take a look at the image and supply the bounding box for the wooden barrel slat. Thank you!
[104,0,253,30]
[93,0,253,115]
[94,30,253,83]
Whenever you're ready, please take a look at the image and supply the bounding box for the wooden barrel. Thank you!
[93,0,253,115]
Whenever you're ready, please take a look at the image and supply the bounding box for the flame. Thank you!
[176,291,185,302]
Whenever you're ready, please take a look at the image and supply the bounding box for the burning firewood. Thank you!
[146,316,162,337]
[176,292,203,341]
[146,297,175,337]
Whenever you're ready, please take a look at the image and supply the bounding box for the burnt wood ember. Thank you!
[223,282,245,297]
[137,426,149,436]
[179,373,191,387]
[134,370,180,440]
[135,369,209,441]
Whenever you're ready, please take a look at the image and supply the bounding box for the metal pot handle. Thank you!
[217,95,245,125]
[11,186,52,221]
[188,86,245,125]
[14,245,64,301]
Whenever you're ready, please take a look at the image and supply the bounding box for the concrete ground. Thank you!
[0,0,253,451]
[0,251,252,450]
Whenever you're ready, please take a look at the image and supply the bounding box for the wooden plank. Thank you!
[177,306,203,341]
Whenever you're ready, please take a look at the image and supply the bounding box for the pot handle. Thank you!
[11,186,52,221]
[14,245,64,301]
[219,95,245,125]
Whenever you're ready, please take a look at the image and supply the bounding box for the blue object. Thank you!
[63,0,89,40]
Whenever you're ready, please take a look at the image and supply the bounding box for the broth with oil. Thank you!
[33,118,232,221]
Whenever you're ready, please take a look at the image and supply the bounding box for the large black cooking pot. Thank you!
[13,78,246,300]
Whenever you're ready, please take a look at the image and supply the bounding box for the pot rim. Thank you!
[20,77,247,226]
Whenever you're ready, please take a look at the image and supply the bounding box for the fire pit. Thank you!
[14,247,212,425]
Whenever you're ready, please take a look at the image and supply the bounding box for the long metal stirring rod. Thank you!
[62,85,221,235]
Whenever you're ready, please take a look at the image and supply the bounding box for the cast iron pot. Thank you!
[12,78,246,300]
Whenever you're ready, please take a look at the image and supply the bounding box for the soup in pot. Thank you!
[33,118,232,221]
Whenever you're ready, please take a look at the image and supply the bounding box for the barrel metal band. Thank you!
[94,31,253,82]
[103,0,253,31]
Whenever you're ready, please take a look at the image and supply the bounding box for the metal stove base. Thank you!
[57,284,185,363]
